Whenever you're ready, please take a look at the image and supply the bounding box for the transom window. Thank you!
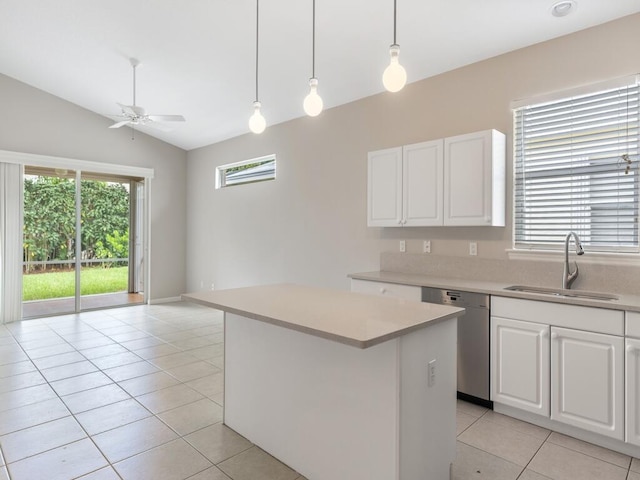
[216,154,276,189]
[513,76,640,252]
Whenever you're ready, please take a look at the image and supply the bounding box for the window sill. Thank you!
[506,249,640,267]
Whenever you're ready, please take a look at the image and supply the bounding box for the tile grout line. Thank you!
[1,306,225,479]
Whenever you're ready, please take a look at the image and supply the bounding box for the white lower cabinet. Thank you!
[491,316,549,416]
[491,297,627,446]
[626,337,640,446]
[550,327,624,440]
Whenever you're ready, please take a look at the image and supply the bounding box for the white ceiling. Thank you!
[1,1,639,151]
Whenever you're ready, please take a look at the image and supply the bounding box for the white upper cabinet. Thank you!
[444,129,506,226]
[367,130,505,227]
[403,140,444,226]
[367,147,403,227]
[367,141,443,227]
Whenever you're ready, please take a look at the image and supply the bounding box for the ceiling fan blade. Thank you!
[147,114,185,122]
[117,103,136,116]
[109,120,132,129]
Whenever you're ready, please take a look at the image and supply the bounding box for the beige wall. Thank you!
[187,14,640,292]
[0,73,188,301]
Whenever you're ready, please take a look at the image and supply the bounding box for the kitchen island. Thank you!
[182,284,463,480]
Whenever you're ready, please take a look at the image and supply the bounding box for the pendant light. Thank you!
[303,0,323,117]
[382,0,407,93]
[249,0,266,134]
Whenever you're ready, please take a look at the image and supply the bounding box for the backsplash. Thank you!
[381,252,640,296]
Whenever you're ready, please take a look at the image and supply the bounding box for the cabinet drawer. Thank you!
[626,311,640,338]
[350,279,421,301]
[492,296,623,336]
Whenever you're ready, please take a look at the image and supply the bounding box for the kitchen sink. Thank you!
[504,285,619,301]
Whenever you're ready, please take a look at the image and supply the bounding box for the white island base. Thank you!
[224,312,457,480]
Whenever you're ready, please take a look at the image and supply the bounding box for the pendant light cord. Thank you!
[312,0,316,78]
[393,0,397,45]
[255,0,260,103]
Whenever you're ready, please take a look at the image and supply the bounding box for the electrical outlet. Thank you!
[469,242,477,256]
[399,240,406,253]
[428,359,437,387]
[423,240,431,253]
[210,283,215,291]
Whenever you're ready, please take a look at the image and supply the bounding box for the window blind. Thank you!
[514,80,640,252]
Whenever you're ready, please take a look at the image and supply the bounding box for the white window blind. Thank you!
[514,79,640,252]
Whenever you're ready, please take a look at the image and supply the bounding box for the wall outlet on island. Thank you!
[399,240,406,253]
[423,240,431,253]
[469,242,478,256]
[428,359,437,387]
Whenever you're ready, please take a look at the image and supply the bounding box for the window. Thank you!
[216,154,276,188]
[513,77,640,253]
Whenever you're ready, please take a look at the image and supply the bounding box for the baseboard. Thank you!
[494,403,640,458]
[148,296,183,305]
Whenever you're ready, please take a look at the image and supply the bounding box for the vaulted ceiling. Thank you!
[1,0,638,150]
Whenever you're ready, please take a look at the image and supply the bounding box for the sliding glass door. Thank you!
[22,167,145,318]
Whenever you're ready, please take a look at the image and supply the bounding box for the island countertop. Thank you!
[182,283,464,349]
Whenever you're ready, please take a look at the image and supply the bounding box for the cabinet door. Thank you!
[551,327,624,440]
[491,316,550,416]
[626,338,640,446]
[367,147,403,227]
[443,130,505,226]
[402,140,443,226]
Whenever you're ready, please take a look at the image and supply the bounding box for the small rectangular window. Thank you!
[513,76,640,253]
[216,154,276,189]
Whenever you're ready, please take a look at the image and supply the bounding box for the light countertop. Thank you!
[349,271,640,312]
[182,283,463,349]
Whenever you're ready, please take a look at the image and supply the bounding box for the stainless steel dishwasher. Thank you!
[422,287,492,408]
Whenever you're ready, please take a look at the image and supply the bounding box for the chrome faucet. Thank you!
[563,231,584,289]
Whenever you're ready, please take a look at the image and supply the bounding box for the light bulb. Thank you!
[383,44,407,93]
[303,78,324,117]
[248,101,266,134]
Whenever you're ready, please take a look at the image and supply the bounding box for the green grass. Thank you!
[23,266,129,301]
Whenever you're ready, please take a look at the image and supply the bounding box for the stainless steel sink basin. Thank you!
[504,285,619,301]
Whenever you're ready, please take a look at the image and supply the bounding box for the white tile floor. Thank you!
[0,301,637,480]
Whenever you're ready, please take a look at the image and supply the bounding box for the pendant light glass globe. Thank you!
[383,44,406,92]
[249,101,266,134]
[303,78,323,117]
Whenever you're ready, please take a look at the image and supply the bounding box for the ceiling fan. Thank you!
[109,58,185,130]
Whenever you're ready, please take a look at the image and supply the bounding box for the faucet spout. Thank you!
[563,231,584,289]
